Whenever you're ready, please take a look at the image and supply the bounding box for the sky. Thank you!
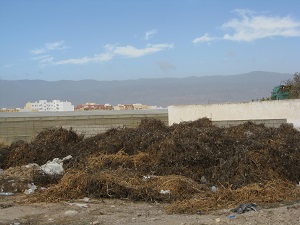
[0,0,300,81]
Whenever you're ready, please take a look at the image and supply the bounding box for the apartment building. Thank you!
[24,100,74,112]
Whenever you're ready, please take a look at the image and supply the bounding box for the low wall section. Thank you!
[0,110,168,144]
[168,99,300,129]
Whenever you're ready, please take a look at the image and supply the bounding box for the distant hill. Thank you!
[0,71,293,108]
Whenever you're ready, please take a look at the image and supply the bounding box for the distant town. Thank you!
[0,100,160,112]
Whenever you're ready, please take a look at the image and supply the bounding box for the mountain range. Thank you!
[0,71,293,108]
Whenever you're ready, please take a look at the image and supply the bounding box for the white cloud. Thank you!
[112,44,173,58]
[192,33,216,44]
[55,57,91,65]
[30,40,67,54]
[222,10,300,41]
[32,55,52,60]
[45,41,67,50]
[94,52,115,62]
[32,55,54,63]
[54,43,173,65]
[193,10,300,44]
[30,48,47,55]
[144,29,158,40]
[55,52,114,65]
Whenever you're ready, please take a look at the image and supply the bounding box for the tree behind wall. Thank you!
[285,72,300,99]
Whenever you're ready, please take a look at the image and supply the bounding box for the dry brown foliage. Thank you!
[1,118,300,213]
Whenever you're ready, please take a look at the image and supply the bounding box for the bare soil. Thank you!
[0,194,299,225]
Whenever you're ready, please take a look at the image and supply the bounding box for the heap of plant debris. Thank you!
[1,118,299,213]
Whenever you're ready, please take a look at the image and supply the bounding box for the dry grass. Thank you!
[2,118,300,213]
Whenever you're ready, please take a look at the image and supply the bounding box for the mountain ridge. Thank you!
[0,71,293,108]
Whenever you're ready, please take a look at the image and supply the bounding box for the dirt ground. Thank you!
[0,194,299,225]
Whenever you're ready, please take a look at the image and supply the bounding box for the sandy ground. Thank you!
[0,194,299,225]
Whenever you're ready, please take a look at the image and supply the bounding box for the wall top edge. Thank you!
[168,99,300,108]
[0,109,168,119]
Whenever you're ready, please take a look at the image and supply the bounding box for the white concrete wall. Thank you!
[168,99,300,129]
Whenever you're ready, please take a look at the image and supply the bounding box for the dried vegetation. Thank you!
[1,118,300,213]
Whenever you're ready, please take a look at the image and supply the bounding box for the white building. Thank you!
[25,100,74,112]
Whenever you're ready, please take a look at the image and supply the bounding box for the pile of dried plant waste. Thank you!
[1,118,299,213]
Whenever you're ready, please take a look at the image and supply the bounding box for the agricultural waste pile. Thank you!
[1,118,300,213]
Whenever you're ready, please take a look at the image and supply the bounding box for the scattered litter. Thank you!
[200,176,207,184]
[143,175,151,181]
[25,163,39,168]
[215,218,221,223]
[244,131,254,137]
[232,203,257,214]
[211,186,217,192]
[82,197,90,202]
[64,210,78,215]
[228,214,236,219]
[196,211,202,215]
[40,159,64,175]
[160,190,171,195]
[62,155,72,161]
[40,155,72,175]
[24,183,37,195]
[68,203,88,208]
[0,192,14,196]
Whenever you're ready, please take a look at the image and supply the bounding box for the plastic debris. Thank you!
[0,192,14,196]
[24,183,37,195]
[196,211,203,215]
[232,203,257,214]
[64,210,78,216]
[244,131,254,137]
[228,214,236,219]
[211,186,217,192]
[215,218,221,223]
[40,155,72,175]
[83,197,90,202]
[68,203,89,208]
[143,175,151,181]
[160,189,171,194]
[25,163,39,168]
[200,176,207,184]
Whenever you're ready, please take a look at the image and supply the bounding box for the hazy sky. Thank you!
[0,0,299,81]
